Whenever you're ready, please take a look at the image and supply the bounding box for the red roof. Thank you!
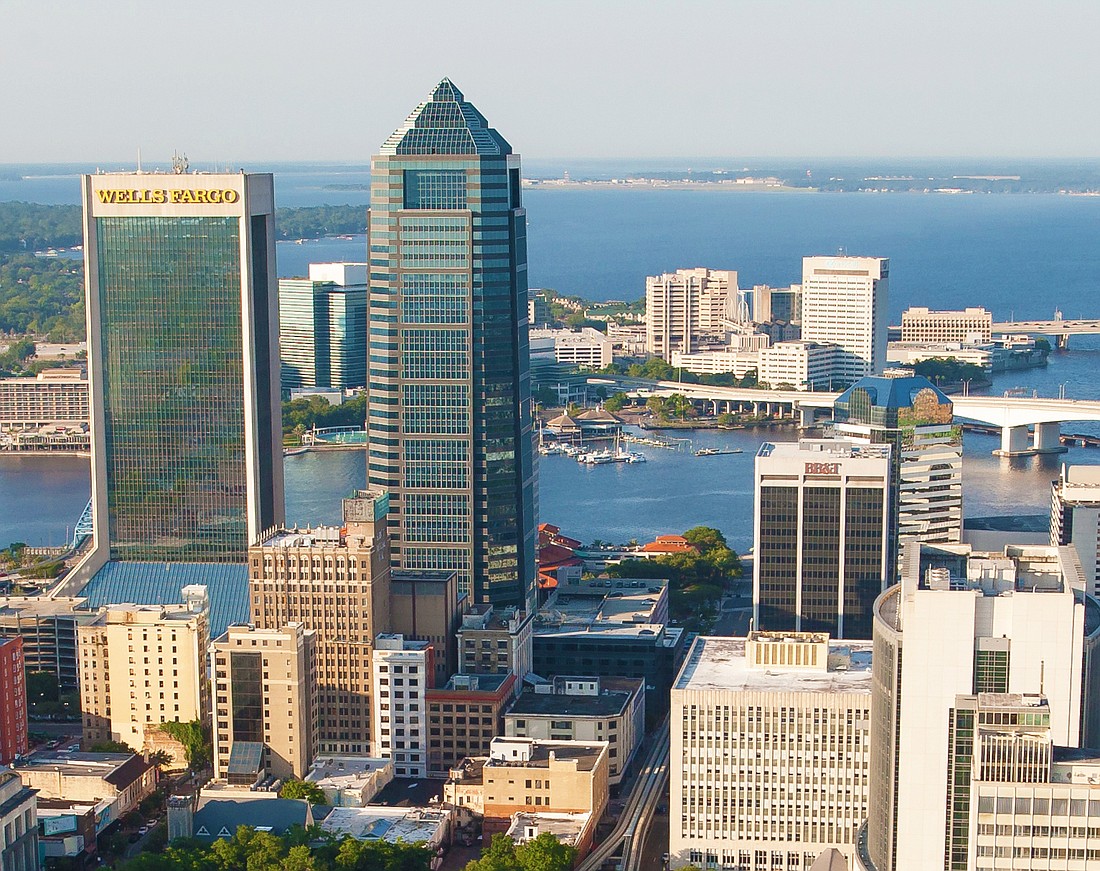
[539,543,584,570]
[641,534,697,554]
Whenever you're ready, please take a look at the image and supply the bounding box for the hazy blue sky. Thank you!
[4,0,1099,163]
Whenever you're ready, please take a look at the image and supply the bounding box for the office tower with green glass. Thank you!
[76,171,283,620]
[279,263,368,392]
[367,79,536,609]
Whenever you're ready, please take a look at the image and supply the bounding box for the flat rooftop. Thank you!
[14,750,151,786]
[487,740,606,772]
[260,526,343,548]
[506,812,592,846]
[0,596,89,619]
[320,806,447,845]
[505,680,641,719]
[674,636,873,695]
[535,582,666,636]
[305,757,392,787]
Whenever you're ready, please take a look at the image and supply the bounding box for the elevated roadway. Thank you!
[992,319,1100,347]
[590,376,1100,457]
[577,715,670,871]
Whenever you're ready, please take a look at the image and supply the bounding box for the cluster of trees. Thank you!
[279,779,327,804]
[0,202,82,254]
[275,206,367,241]
[912,357,988,386]
[115,826,432,871]
[607,526,741,629]
[282,393,367,439]
[463,833,576,871]
[0,255,85,340]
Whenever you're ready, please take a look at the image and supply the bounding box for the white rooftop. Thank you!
[505,812,592,847]
[320,806,448,845]
[674,636,873,694]
[306,757,392,788]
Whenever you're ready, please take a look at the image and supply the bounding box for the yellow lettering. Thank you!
[223,190,239,203]
[170,190,183,203]
[95,190,116,204]
[151,189,166,204]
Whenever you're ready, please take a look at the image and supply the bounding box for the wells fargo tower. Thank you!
[367,79,536,609]
[73,170,284,634]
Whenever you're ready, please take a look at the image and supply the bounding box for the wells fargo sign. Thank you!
[804,462,840,475]
[96,188,240,205]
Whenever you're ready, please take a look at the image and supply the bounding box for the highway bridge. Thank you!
[991,318,1100,348]
[592,377,1100,457]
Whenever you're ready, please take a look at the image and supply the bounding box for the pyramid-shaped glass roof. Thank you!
[379,78,511,156]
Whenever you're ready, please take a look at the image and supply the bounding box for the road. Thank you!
[577,715,670,871]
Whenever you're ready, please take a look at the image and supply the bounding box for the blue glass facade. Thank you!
[279,278,368,391]
[368,80,536,608]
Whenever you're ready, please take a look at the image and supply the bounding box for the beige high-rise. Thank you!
[249,490,391,755]
[77,585,210,762]
[645,268,736,359]
[211,623,317,782]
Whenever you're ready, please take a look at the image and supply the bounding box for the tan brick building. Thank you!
[211,623,318,783]
[446,737,609,827]
[249,490,391,755]
[77,585,209,762]
[427,672,516,777]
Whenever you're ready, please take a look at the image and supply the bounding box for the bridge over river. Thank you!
[595,377,1100,457]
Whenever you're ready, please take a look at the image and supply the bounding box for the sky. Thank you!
[4,0,1100,164]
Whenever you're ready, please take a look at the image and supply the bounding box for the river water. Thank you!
[3,170,1100,549]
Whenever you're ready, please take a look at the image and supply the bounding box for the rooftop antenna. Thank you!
[137,147,142,173]
[172,152,189,174]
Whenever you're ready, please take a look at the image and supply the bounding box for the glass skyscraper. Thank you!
[80,172,284,566]
[279,264,368,391]
[367,79,536,608]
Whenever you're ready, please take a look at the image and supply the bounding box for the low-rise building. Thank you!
[320,806,451,859]
[445,737,610,829]
[36,798,103,864]
[304,757,394,807]
[1051,464,1100,598]
[901,306,992,344]
[671,633,872,871]
[371,634,433,778]
[13,751,155,830]
[77,585,210,760]
[504,677,644,785]
[0,770,38,871]
[427,673,517,777]
[211,623,318,784]
[529,328,613,369]
[505,811,596,859]
[0,636,27,764]
[0,369,88,430]
[669,348,760,377]
[0,596,93,689]
[457,606,533,680]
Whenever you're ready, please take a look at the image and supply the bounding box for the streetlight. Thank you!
[1059,382,1068,400]
[962,378,971,397]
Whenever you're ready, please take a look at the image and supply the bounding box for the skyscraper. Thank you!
[754,439,890,639]
[801,255,889,383]
[865,541,1100,871]
[74,171,283,634]
[367,79,536,608]
[645,267,736,359]
[279,263,368,391]
[833,374,963,574]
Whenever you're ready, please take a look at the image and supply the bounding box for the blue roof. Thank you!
[80,561,249,637]
[834,375,950,410]
[380,78,511,156]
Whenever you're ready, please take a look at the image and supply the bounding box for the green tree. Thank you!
[279,780,327,805]
[603,392,628,412]
[716,412,735,426]
[158,720,211,769]
[515,832,577,871]
[91,739,135,754]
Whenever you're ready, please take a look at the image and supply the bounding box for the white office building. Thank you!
[801,256,889,382]
[669,349,760,377]
[1051,464,1100,597]
[757,341,840,390]
[529,328,613,368]
[863,542,1100,871]
[371,634,431,778]
[646,268,736,358]
[671,632,872,871]
[900,306,992,344]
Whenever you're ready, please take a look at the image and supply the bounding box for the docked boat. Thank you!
[695,447,743,456]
